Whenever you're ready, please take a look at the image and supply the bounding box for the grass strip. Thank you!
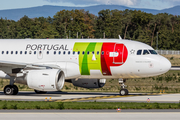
[0,101,180,109]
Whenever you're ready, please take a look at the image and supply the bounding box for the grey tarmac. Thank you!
[0,91,180,103]
[0,111,180,120]
[0,109,180,113]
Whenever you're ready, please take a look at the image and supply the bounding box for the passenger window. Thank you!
[34,51,36,54]
[143,50,149,55]
[63,51,66,55]
[68,51,71,54]
[87,51,89,55]
[137,50,142,55]
[59,51,61,55]
[78,51,80,55]
[47,51,49,54]
[82,51,85,55]
[97,51,99,55]
[11,51,13,54]
[20,51,22,54]
[54,51,56,55]
[25,51,27,54]
[2,51,4,54]
[102,51,104,55]
[16,51,18,54]
[73,51,75,55]
[6,51,9,54]
[92,51,94,54]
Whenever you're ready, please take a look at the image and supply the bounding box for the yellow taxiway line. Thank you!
[54,93,166,102]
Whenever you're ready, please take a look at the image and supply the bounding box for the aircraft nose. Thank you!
[160,56,171,73]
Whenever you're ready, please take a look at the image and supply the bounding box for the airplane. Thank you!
[0,38,171,96]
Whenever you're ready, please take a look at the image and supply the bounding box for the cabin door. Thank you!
[113,44,124,64]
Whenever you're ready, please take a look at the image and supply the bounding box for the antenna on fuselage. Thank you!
[118,35,122,40]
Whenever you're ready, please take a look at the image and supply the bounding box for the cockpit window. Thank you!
[143,50,150,55]
[149,50,158,55]
[137,50,142,55]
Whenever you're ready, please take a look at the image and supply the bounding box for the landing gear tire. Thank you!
[34,90,47,94]
[4,85,19,95]
[4,85,13,95]
[119,89,129,96]
[12,85,19,95]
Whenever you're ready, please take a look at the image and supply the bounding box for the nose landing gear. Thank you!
[119,78,129,96]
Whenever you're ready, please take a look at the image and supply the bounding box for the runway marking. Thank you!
[54,93,165,102]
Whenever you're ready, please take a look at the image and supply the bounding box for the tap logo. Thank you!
[73,42,128,76]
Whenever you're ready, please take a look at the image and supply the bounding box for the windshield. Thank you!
[143,50,150,55]
[137,49,158,55]
[149,50,158,55]
[137,50,142,55]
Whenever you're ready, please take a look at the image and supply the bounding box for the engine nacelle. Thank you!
[71,79,106,88]
[19,69,65,91]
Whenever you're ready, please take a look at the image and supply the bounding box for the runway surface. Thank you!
[0,111,180,120]
[0,91,180,103]
[1,92,180,120]
[0,109,180,113]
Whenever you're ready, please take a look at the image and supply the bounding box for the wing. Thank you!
[0,60,60,76]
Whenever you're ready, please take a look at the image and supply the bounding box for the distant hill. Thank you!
[0,5,179,21]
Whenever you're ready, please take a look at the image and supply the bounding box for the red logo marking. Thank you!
[101,43,128,75]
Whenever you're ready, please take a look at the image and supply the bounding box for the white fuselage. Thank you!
[0,39,171,80]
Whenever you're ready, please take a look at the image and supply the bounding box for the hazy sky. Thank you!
[0,0,179,10]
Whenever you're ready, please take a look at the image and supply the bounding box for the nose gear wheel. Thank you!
[119,89,129,96]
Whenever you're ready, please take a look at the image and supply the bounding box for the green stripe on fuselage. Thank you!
[73,42,103,75]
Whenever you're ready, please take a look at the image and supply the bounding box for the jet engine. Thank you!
[16,69,65,91]
[71,79,106,88]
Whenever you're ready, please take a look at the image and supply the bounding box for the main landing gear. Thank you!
[119,78,129,96]
[4,85,19,95]
[4,77,19,95]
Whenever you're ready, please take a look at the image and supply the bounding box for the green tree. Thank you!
[16,15,33,38]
